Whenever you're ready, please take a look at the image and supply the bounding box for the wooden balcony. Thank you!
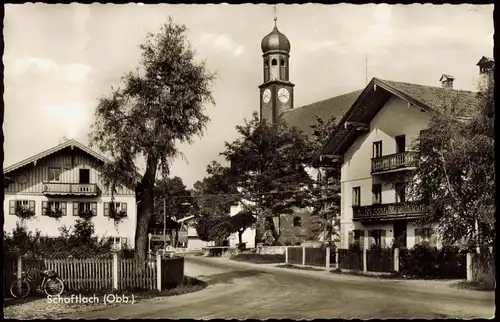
[353,201,427,222]
[42,182,99,196]
[371,151,417,174]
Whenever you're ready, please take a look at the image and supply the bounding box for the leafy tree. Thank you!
[221,112,314,245]
[308,116,342,246]
[231,210,257,246]
[89,18,216,259]
[408,72,494,252]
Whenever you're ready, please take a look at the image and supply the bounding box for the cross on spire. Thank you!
[273,5,277,27]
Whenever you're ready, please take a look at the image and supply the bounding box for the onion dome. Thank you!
[261,18,291,54]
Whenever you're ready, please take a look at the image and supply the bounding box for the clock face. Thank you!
[278,88,290,103]
[262,89,271,104]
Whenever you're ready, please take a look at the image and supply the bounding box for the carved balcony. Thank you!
[371,151,417,174]
[42,182,99,196]
[353,201,427,222]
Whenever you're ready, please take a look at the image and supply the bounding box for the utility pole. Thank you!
[163,198,167,251]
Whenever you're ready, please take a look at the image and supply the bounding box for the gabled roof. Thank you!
[315,77,479,159]
[4,139,111,174]
[282,90,363,138]
[476,56,494,66]
[439,74,454,81]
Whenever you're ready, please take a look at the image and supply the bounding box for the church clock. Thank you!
[278,87,290,103]
[263,88,272,104]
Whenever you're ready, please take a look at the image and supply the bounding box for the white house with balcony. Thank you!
[315,62,487,250]
[3,139,138,248]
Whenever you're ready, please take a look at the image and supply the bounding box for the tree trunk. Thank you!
[134,153,158,260]
[265,216,280,245]
[238,230,243,244]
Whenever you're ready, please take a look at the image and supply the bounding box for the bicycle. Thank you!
[9,267,65,299]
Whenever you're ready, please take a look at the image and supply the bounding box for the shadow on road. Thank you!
[197,269,267,286]
[3,295,46,308]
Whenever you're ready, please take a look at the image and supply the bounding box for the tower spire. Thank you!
[273,5,277,28]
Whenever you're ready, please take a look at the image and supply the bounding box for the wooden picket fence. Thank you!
[3,253,183,296]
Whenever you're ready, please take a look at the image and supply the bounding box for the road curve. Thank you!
[75,256,495,319]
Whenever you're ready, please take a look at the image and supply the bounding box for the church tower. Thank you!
[259,11,295,124]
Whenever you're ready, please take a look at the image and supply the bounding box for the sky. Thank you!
[3,4,494,188]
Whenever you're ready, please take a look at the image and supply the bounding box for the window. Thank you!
[79,169,90,184]
[271,59,277,66]
[280,59,285,66]
[373,141,382,158]
[353,229,365,248]
[9,200,35,215]
[110,237,127,250]
[42,201,67,216]
[293,216,302,227]
[370,229,386,246]
[104,202,127,217]
[352,187,361,206]
[415,228,436,246]
[48,167,62,182]
[395,183,406,203]
[395,135,406,153]
[372,184,382,204]
[74,201,97,216]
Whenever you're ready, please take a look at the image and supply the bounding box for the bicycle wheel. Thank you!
[10,279,30,299]
[44,277,64,297]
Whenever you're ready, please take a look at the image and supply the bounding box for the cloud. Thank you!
[6,56,92,83]
[201,33,245,57]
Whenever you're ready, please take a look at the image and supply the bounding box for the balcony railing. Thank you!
[371,151,417,174]
[353,201,426,221]
[42,182,99,196]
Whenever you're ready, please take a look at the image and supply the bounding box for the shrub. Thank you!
[398,243,466,279]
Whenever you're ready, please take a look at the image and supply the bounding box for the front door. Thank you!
[393,220,407,248]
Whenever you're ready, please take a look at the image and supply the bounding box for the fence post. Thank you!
[17,256,22,279]
[302,246,306,266]
[326,247,331,269]
[394,248,400,272]
[363,248,367,272]
[156,253,162,291]
[285,247,289,264]
[112,252,118,290]
[335,248,339,268]
[466,253,473,282]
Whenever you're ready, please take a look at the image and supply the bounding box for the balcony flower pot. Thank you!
[45,208,64,219]
[15,205,35,220]
[109,208,127,222]
[79,209,95,221]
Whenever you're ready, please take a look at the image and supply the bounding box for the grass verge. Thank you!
[329,268,401,279]
[3,276,207,319]
[231,253,285,264]
[452,281,495,292]
[275,264,325,271]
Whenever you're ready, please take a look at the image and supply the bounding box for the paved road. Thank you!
[75,256,495,319]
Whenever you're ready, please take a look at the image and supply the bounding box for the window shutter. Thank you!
[121,202,127,216]
[61,202,67,216]
[29,200,35,213]
[9,200,16,215]
[414,229,421,245]
[91,202,97,216]
[381,230,386,247]
[359,230,365,249]
[104,202,109,216]
[42,201,48,215]
[73,202,79,216]
[429,230,438,248]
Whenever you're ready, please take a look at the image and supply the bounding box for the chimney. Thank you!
[439,74,454,89]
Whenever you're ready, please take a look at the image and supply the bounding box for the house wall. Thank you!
[228,204,256,248]
[4,195,137,247]
[340,96,432,249]
[4,149,137,247]
[5,150,135,196]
